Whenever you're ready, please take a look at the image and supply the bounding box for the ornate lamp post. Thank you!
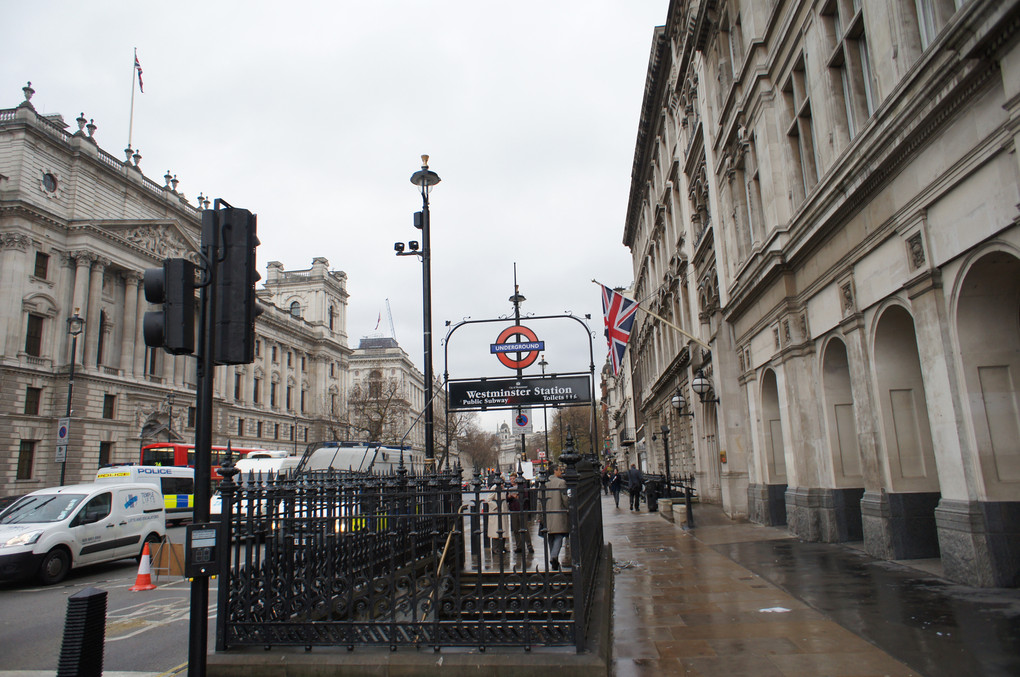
[671,387,696,527]
[61,309,85,486]
[397,155,441,461]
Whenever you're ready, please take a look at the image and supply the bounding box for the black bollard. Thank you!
[57,587,107,677]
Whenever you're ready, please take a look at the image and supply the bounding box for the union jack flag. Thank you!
[601,285,639,375]
[134,52,144,93]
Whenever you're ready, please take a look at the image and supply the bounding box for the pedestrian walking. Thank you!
[627,463,644,511]
[601,466,611,495]
[542,463,569,570]
[508,474,534,554]
[485,483,511,555]
[609,468,622,508]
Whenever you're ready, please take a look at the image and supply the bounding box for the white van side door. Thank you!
[68,491,120,565]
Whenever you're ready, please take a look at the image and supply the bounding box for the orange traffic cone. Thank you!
[130,542,158,591]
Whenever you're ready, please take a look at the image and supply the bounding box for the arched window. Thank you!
[290,301,301,318]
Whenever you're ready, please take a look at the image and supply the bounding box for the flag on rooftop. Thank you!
[134,50,144,93]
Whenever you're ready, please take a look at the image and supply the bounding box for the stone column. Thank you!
[121,272,142,376]
[83,257,108,369]
[0,233,31,357]
[70,251,93,367]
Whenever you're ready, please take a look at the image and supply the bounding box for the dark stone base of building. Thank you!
[747,483,787,526]
[862,490,942,560]
[785,487,865,543]
[936,499,1020,588]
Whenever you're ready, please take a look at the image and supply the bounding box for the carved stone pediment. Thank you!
[83,220,200,261]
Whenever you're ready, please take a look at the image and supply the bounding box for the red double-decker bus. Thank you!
[140,442,265,480]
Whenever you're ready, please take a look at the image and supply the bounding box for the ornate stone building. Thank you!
[348,336,425,449]
[0,84,352,496]
[622,0,1020,586]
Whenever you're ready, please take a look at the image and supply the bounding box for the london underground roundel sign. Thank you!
[490,325,544,370]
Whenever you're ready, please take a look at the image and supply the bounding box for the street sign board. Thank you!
[448,375,591,411]
[57,417,70,443]
[55,445,67,462]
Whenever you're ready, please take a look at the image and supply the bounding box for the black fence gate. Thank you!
[215,446,603,652]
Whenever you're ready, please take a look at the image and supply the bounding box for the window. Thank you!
[17,441,35,479]
[823,0,876,140]
[96,311,107,367]
[234,373,242,400]
[187,407,196,427]
[301,356,306,371]
[33,252,50,279]
[287,352,293,368]
[253,378,261,404]
[147,347,158,376]
[745,133,765,243]
[270,382,278,407]
[255,339,261,358]
[102,394,115,419]
[330,362,335,378]
[291,425,297,441]
[301,390,306,413]
[257,421,263,438]
[330,393,337,415]
[274,423,279,440]
[290,301,301,318]
[287,386,293,410]
[237,418,245,437]
[25,313,44,356]
[783,54,818,204]
[98,441,112,467]
[329,306,336,331]
[24,387,41,415]
[915,0,958,49]
[271,346,278,362]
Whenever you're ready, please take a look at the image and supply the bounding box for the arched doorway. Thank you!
[872,304,940,558]
[821,337,864,540]
[759,368,787,525]
[948,250,1020,586]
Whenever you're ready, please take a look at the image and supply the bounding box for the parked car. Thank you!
[0,482,166,584]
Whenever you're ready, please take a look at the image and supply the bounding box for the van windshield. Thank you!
[0,494,86,524]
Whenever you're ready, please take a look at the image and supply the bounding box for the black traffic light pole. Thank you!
[188,205,222,677]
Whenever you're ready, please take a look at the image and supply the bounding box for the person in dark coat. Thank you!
[627,463,644,511]
[609,468,622,508]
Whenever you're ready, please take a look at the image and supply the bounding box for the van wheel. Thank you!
[138,533,161,562]
[38,548,70,585]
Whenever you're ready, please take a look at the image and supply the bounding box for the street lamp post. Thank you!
[397,155,441,461]
[166,392,174,442]
[671,388,695,528]
[539,354,549,464]
[62,309,85,486]
[660,424,671,499]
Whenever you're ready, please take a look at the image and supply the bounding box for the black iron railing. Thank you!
[214,448,603,652]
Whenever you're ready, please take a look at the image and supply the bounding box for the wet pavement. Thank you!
[603,494,1020,677]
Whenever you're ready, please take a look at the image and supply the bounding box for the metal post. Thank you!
[188,207,220,677]
[61,311,84,487]
[661,425,671,499]
[167,392,174,442]
[421,194,434,460]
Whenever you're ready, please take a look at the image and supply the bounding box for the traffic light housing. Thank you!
[143,258,196,354]
[211,207,261,365]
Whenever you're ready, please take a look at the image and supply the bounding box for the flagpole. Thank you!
[592,279,711,350]
[128,48,137,152]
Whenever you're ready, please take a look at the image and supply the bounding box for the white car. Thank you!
[0,482,166,585]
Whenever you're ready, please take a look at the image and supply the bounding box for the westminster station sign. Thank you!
[448,375,591,411]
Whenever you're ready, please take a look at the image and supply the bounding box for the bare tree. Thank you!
[457,421,500,470]
[548,404,600,459]
[348,377,409,444]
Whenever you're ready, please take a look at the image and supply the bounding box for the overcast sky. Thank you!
[3,1,667,434]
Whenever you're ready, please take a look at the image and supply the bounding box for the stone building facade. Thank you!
[0,84,352,497]
[348,336,425,449]
[621,0,1020,586]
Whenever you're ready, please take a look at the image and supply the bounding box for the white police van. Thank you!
[0,482,166,584]
[96,465,195,525]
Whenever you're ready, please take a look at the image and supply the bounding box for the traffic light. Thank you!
[211,207,261,365]
[143,258,196,355]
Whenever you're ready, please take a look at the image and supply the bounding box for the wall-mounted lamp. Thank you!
[691,368,719,404]
[671,388,694,417]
